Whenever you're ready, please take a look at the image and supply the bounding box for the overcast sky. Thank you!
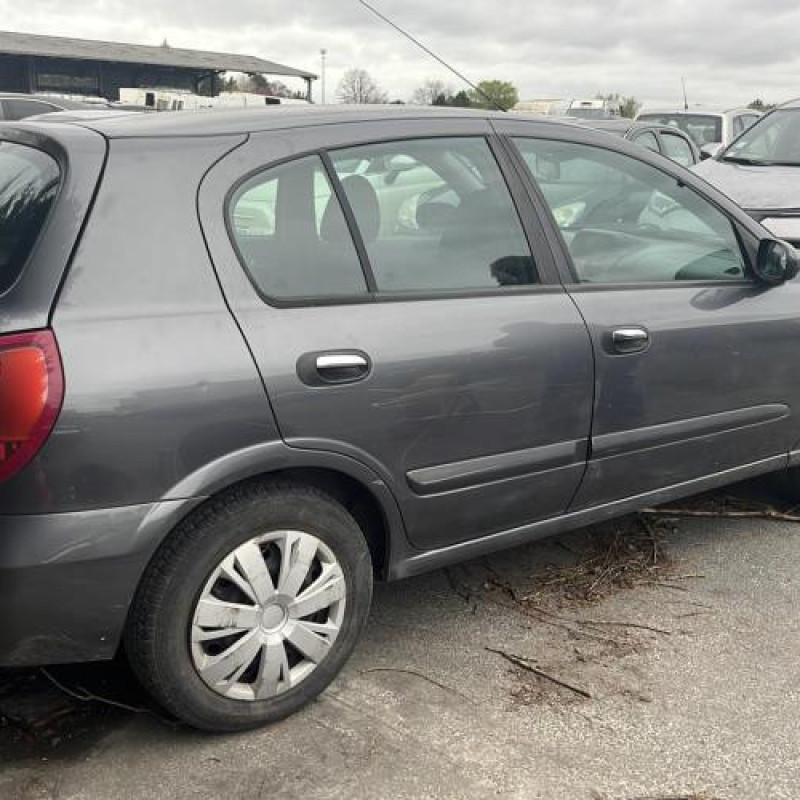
[2,0,798,107]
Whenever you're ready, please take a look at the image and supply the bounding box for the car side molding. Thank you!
[389,452,787,580]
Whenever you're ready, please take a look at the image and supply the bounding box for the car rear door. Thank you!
[495,118,800,510]
[199,117,594,551]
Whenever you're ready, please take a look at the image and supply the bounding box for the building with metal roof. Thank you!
[0,30,317,101]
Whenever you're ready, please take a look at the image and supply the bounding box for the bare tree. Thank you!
[337,68,388,104]
[411,79,452,106]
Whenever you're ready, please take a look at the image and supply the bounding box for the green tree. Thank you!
[748,99,775,112]
[449,90,472,108]
[468,80,518,111]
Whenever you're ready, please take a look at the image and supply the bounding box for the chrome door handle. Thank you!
[296,351,371,386]
[611,327,649,354]
[316,354,368,371]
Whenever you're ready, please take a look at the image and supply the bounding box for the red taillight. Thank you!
[0,330,63,483]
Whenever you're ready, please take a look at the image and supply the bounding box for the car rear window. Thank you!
[0,141,60,295]
[637,114,722,147]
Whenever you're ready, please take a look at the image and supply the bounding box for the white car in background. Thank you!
[692,99,800,246]
[636,106,761,153]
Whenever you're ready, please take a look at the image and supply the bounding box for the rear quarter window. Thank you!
[0,141,61,295]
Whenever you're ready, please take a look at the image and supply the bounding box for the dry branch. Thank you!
[485,647,593,699]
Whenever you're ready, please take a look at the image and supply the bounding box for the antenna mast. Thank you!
[681,77,689,110]
[354,0,507,111]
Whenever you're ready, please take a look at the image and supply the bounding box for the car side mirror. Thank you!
[754,239,799,285]
[700,143,723,161]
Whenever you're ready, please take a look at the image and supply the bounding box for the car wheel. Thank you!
[770,466,800,504]
[125,482,373,732]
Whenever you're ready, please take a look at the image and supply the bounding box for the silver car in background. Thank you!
[692,98,800,245]
[636,106,761,152]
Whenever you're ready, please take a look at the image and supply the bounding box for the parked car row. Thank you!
[1,105,798,733]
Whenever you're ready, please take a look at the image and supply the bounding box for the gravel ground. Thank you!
[1,489,798,800]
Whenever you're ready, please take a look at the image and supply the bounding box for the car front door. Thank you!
[497,119,800,510]
[199,118,594,551]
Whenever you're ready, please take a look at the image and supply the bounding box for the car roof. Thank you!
[12,104,569,139]
[777,98,800,109]
[637,106,754,116]
[579,118,634,135]
[0,93,99,110]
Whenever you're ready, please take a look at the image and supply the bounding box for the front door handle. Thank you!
[297,351,371,385]
[611,327,649,354]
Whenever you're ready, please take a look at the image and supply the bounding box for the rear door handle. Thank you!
[611,327,649,354]
[297,351,371,385]
[316,354,368,371]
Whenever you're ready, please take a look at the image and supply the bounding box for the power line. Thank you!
[354,0,507,111]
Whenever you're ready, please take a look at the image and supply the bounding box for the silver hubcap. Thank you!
[190,530,346,701]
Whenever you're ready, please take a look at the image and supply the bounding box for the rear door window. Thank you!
[328,137,537,292]
[229,154,368,301]
[0,141,61,295]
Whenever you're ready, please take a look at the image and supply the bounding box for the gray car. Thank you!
[0,106,798,732]
[579,118,699,167]
[693,99,800,245]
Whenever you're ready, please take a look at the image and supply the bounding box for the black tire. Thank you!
[770,466,800,504]
[124,482,373,732]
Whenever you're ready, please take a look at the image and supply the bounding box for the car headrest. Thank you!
[321,175,380,244]
[440,189,508,251]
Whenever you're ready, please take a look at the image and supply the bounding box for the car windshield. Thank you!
[722,109,800,166]
[637,113,722,147]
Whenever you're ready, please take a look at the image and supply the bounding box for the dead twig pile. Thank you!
[511,517,675,608]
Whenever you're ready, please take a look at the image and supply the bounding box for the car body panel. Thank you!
[0,123,107,334]
[0,133,282,515]
[493,117,800,505]
[564,282,800,508]
[198,118,595,551]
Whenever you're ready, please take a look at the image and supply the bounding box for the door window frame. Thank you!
[496,129,757,292]
[217,127,566,309]
[656,130,698,166]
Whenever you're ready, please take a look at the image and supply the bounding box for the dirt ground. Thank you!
[1,484,798,800]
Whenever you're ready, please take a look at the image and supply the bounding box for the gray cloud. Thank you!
[2,0,798,106]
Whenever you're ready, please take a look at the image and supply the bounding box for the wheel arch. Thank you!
[144,441,408,582]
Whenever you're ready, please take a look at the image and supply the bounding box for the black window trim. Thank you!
[502,133,755,290]
[319,149,377,293]
[224,133,563,309]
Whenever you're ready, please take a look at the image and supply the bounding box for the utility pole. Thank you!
[320,48,327,104]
